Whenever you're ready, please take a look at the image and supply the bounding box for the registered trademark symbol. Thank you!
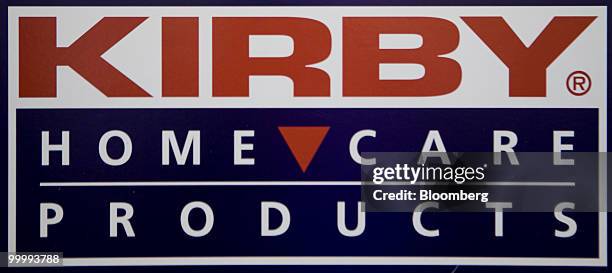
[566,71,591,96]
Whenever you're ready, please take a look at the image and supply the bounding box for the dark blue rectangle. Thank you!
[14,108,600,259]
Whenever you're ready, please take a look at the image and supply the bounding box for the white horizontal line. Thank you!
[40,181,362,187]
[60,256,604,267]
[39,181,575,187]
[417,181,575,186]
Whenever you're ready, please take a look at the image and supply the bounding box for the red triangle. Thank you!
[278,126,330,172]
